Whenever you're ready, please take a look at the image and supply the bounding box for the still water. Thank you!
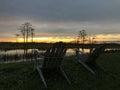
[0,48,90,63]
[0,48,90,56]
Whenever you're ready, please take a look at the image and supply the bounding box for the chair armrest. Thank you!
[32,50,44,58]
[32,50,44,67]
[32,50,44,59]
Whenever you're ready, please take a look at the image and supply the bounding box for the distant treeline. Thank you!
[0,42,120,50]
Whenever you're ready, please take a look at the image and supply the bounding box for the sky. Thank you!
[0,0,120,42]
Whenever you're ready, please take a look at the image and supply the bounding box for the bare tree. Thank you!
[30,28,35,42]
[18,22,35,60]
[15,34,20,55]
[77,30,87,52]
[79,30,87,44]
[88,35,96,53]
[15,34,20,43]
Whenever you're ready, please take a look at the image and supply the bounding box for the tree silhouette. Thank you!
[18,22,35,60]
[78,30,87,44]
[77,30,87,52]
[30,28,34,42]
[15,34,20,43]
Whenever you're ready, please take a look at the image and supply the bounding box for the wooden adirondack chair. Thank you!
[33,42,71,88]
[76,44,106,74]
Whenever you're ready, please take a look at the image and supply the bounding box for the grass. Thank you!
[0,52,120,90]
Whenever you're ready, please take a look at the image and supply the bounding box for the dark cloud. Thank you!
[0,0,120,41]
[0,0,120,22]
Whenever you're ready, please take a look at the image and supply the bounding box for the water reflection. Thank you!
[0,48,90,63]
[0,49,32,55]
[0,48,90,56]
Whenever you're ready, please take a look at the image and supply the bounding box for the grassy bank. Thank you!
[0,52,120,90]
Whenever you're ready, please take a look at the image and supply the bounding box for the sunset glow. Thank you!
[0,1,120,43]
[0,34,120,43]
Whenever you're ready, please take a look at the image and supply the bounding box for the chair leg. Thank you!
[36,66,47,88]
[59,67,71,85]
[78,60,95,75]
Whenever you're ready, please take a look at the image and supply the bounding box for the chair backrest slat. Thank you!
[86,44,106,63]
[42,42,66,68]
